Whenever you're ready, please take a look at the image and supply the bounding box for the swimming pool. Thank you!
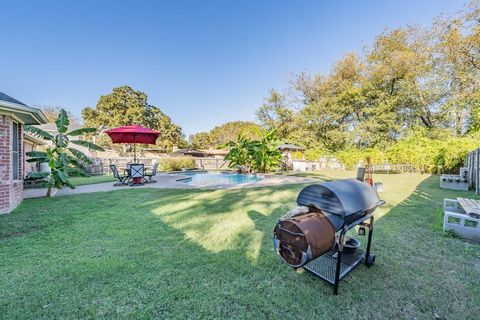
[175,171,263,186]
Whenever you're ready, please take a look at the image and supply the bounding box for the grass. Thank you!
[70,175,116,186]
[0,171,479,319]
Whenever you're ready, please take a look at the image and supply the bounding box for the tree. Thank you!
[433,1,480,135]
[253,1,480,151]
[188,121,261,150]
[292,55,363,151]
[143,104,186,149]
[256,89,295,140]
[209,121,261,148]
[466,92,480,133]
[82,86,185,150]
[189,132,212,149]
[361,25,448,143]
[25,110,104,197]
[40,106,79,124]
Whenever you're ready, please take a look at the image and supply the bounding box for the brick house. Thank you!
[0,92,47,214]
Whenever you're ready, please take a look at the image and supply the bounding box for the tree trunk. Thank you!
[420,115,433,128]
[455,109,463,137]
[46,186,52,197]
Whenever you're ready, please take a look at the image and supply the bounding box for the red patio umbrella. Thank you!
[105,125,160,162]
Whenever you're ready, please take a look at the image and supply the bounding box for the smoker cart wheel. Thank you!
[365,254,375,267]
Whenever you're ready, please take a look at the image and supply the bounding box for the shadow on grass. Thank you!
[138,175,480,318]
[0,175,479,318]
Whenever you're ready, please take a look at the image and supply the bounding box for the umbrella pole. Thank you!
[133,134,137,163]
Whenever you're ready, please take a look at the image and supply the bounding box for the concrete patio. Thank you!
[23,173,318,199]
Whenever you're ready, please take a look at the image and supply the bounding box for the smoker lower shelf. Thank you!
[303,249,365,284]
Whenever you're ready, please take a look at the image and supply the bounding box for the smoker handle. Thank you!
[275,225,305,237]
[378,200,386,206]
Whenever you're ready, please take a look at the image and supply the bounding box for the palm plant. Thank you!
[25,109,105,197]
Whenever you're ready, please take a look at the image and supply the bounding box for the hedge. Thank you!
[297,135,480,174]
[158,157,196,172]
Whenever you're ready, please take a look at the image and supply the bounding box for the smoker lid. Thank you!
[296,179,381,216]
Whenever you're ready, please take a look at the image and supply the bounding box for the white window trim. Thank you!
[12,120,21,181]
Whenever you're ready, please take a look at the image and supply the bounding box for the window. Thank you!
[12,122,19,180]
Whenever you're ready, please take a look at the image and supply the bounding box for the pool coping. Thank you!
[168,171,267,188]
[162,172,317,189]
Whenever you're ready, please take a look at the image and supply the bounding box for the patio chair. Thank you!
[144,162,159,183]
[110,164,129,186]
[129,163,145,185]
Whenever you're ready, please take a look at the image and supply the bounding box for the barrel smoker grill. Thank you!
[273,179,384,295]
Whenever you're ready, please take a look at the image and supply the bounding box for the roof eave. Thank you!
[0,100,48,125]
[24,133,46,145]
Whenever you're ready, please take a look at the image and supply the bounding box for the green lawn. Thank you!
[1,171,479,319]
[69,175,116,186]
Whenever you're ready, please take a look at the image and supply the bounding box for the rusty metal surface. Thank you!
[274,211,335,267]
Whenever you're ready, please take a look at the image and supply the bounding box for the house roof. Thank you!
[170,148,206,157]
[0,92,48,125]
[277,143,306,151]
[36,123,83,132]
[200,149,229,156]
[0,92,28,106]
[24,132,46,145]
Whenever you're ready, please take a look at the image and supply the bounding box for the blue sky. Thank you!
[0,0,468,136]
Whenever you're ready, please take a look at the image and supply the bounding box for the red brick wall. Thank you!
[0,115,24,214]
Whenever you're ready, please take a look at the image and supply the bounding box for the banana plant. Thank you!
[223,134,253,173]
[223,129,282,173]
[25,109,105,197]
[249,128,282,173]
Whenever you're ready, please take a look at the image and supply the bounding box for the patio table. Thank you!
[119,166,153,173]
[120,164,152,186]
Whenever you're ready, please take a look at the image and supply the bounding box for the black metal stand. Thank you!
[303,213,375,295]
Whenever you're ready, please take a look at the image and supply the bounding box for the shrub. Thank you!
[301,131,480,174]
[385,137,442,173]
[336,147,386,169]
[433,137,480,174]
[293,147,332,161]
[67,166,89,177]
[159,157,196,171]
[384,132,480,173]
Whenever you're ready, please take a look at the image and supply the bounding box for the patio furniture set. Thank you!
[110,162,158,186]
[104,124,162,186]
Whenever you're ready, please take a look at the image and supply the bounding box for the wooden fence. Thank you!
[88,156,416,176]
[370,164,416,174]
[465,148,480,194]
[194,158,229,170]
[86,157,230,175]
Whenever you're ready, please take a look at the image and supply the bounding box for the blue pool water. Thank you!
[176,171,263,186]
